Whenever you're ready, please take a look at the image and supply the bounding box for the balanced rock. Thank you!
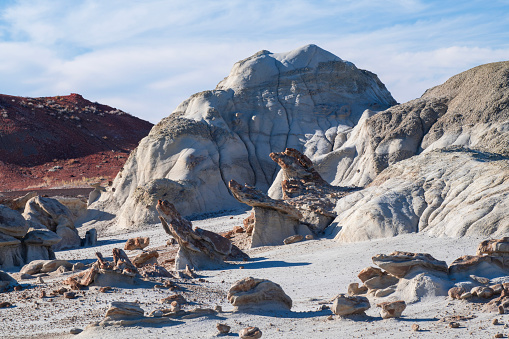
[348,282,368,296]
[227,277,292,311]
[157,200,248,269]
[331,294,370,316]
[0,205,29,238]
[372,252,448,278]
[377,300,406,319]
[358,266,384,282]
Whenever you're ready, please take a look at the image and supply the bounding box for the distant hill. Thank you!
[0,93,153,191]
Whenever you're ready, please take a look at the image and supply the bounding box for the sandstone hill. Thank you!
[0,93,153,190]
[328,61,509,241]
[88,44,397,232]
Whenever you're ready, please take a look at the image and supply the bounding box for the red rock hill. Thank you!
[0,93,153,191]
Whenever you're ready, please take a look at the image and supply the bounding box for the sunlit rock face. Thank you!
[88,44,396,233]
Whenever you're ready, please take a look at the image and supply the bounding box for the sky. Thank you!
[0,0,508,123]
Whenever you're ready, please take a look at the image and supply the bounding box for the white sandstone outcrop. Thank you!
[86,44,396,234]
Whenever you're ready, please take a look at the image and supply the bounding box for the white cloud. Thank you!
[0,0,507,122]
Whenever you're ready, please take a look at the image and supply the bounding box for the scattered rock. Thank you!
[239,326,262,339]
[283,235,303,245]
[0,301,13,308]
[331,294,370,316]
[216,323,231,334]
[348,282,368,296]
[493,318,500,325]
[477,237,509,256]
[448,286,466,300]
[104,301,144,320]
[227,277,292,311]
[449,322,460,328]
[132,250,159,267]
[411,323,420,331]
[358,266,383,283]
[377,300,406,319]
[471,286,494,299]
[70,328,83,335]
[63,291,76,299]
[124,237,150,251]
[159,294,186,305]
[494,333,504,338]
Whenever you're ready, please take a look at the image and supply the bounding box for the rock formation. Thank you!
[227,277,292,311]
[328,61,509,242]
[229,148,355,247]
[87,44,396,234]
[156,199,248,269]
[331,294,370,316]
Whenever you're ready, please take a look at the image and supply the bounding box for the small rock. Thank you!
[499,305,505,314]
[305,234,314,240]
[57,265,69,274]
[449,322,460,328]
[124,237,150,251]
[471,286,494,299]
[283,234,304,245]
[411,323,420,331]
[460,292,472,300]
[216,323,231,334]
[39,291,46,298]
[470,275,490,285]
[13,285,22,291]
[150,310,163,317]
[239,326,262,339]
[494,334,504,338]
[493,318,500,325]
[327,315,334,320]
[99,286,112,293]
[0,302,12,308]
[347,282,368,296]
[170,301,181,312]
[214,305,222,313]
[166,238,177,246]
[64,291,76,299]
[448,286,465,300]
[233,226,244,233]
[377,300,406,319]
[331,294,370,316]
[70,328,82,335]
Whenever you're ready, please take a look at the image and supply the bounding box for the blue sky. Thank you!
[0,0,508,123]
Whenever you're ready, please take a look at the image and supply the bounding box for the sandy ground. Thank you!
[1,210,507,339]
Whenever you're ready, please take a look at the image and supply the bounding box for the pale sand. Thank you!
[3,211,506,339]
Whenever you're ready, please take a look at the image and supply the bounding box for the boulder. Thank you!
[372,251,448,278]
[0,234,23,269]
[239,327,262,339]
[2,192,37,211]
[471,286,494,299]
[448,255,508,280]
[124,237,150,251]
[104,302,144,320]
[331,294,370,316]
[448,286,466,300]
[348,282,368,296]
[21,259,72,275]
[363,272,399,291]
[283,235,304,245]
[157,199,248,269]
[23,196,80,250]
[132,250,159,267]
[377,300,406,319]
[83,228,97,247]
[358,266,383,283]
[0,205,28,238]
[227,277,292,311]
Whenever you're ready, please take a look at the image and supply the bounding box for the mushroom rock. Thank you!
[227,277,292,311]
[22,229,60,262]
[228,180,304,247]
[0,234,24,269]
[86,44,396,234]
[372,251,448,279]
[156,199,248,270]
[23,196,80,250]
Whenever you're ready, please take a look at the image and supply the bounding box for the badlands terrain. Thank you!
[0,44,508,338]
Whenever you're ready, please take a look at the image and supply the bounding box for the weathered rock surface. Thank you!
[478,238,509,256]
[124,237,150,251]
[23,196,80,250]
[239,327,262,339]
[157,199,248,269]
[331,294,370,316]
[86,44,396,234]
[377,300,406,319]
[227,277,292,311]
[329,61,509,242]
[104,302,144,320]
[0,205,29,238]
[372,251,448,278]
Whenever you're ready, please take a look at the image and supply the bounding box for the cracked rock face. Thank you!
[88,44,396,234]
